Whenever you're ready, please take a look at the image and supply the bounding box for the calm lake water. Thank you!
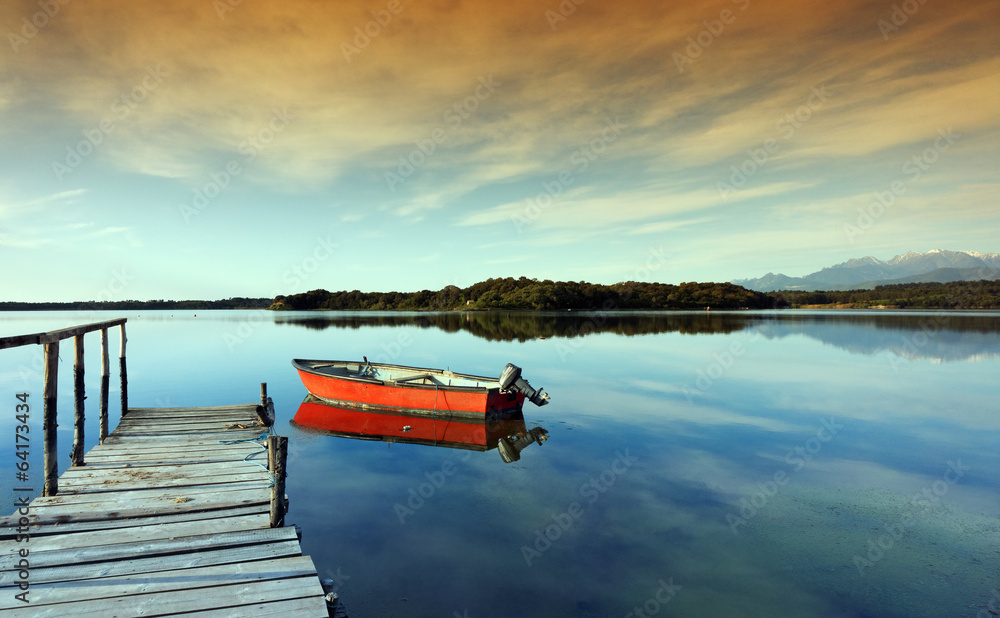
[1,310,999,617]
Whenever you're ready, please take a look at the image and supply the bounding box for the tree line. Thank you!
[271,278,776,311]
[772,280,1000,309]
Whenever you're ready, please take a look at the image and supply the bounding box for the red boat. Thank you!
[291,359,549,419]
[292,395,549,462]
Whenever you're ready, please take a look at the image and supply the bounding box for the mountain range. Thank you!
[733,250,1000,292]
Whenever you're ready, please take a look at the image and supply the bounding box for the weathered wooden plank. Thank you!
[3,513,271,554]
[57,460,267,480]
[0,539,303,587]
[58,470,269,493]
[82,447,266,461]
[178,595,331,617]
[115,416,267,428]
[126,404,260,414]
[14,576,325,618]
[0,491,270,527]
[4,527,299,570]
[28,478,268,503]
[0,556,320,609]
[0,504,269,537]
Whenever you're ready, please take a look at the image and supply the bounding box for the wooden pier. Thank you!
[0,320,334,616]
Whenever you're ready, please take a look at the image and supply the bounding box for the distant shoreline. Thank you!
[3,278,999,312]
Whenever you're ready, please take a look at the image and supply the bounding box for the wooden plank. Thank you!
[178,595,331,617]
[0,556,321,609]
[58,470,269,492]
[5,527,299,570]
[0,490,269,525]
[0,539,303,587]
[126,404,260,414]
[0,505,269,537]
[15,576,325,618]
[3,513,271,554]
[57,460,268,480]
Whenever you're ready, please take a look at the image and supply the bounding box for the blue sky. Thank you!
[1,0,998,302]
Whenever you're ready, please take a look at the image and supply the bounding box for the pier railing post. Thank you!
[72,335,86,467]
[42,341,59,496]
[119,323,128,417]
[100,328,110,443]
[269,435,288,527]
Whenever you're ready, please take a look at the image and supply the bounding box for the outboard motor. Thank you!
[498,363,550,406]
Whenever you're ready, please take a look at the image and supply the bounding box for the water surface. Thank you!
[1,310,998,617]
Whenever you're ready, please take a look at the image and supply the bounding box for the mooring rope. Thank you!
[218,431,274,485]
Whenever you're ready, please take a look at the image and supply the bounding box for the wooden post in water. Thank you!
[119,323,128,417]
[42,341,59,497]
[99,328,110,443]
[269,435,288,528]
[71,335,86,467]
[260,382,268,406]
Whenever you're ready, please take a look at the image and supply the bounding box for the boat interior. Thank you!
[305,361,497,389]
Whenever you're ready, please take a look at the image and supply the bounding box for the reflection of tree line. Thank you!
[275,311,755,341]
[276,311,1000,362]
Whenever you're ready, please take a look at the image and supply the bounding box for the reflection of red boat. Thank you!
[292,395,547,460]
[292,359,549,419]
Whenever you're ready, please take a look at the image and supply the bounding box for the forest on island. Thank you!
[270,278,776,311]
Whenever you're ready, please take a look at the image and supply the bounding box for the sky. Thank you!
[1,0,998,302]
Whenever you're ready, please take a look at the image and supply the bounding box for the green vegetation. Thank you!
[3,279,998,312]
[271,278,775,311]
[773,280,1000,309]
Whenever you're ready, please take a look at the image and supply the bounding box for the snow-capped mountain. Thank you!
[733,250,1000,292]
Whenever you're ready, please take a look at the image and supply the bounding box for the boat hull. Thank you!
[292,359,526,418]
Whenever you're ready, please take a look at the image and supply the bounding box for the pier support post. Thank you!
[119,323,128,417]
[100,328,110,443]
[42,341,59,496]
[269,435,288,528]
[72,335,85,467]
[256,382,275,427]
